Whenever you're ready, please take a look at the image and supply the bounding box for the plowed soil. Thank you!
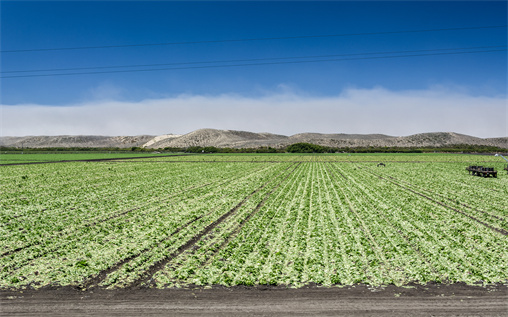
[2,283,507,316]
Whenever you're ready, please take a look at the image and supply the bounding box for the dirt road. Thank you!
[1,283,506,316]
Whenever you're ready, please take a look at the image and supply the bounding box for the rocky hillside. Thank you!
[144,129,288,148]
[144,129,508,149]
[1,129,507,149]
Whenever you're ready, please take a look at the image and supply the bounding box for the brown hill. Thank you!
[147,129,288,148]
[146,129,507,149]
[0,135,154,148]
[1,130,506,149]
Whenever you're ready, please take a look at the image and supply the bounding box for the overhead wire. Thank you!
[2,45,505,74]
[1,48,505,79]
[1,25,506,53]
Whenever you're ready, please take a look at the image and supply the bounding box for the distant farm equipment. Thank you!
[377,162,386,167]
[466,166,497,178]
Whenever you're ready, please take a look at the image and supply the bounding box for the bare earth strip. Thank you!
[1,284,507,316]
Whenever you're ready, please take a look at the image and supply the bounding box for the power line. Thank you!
[1,48,505,79]
[2,45,505,74]
[1,25,506,53]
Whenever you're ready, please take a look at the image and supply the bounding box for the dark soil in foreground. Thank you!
[1,283,507,316]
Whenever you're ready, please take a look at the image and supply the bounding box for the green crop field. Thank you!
[1,153,507,290]
[0,152,183,165]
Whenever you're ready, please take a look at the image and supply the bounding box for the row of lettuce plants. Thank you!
[337,163,507,284]
[1,162,269,254]
[97,162,294,288]
[367,162,507,219]
[1,162,290,288]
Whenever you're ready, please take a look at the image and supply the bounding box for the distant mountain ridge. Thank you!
[1,129,507,149]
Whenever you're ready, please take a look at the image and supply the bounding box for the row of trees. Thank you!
[2,143,507,154]
[287,143,508,153]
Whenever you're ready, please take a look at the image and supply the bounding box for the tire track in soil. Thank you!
[0,160,274,252]
[2,188,217,277]
[127,162,299,289]
[194,162,302,270]
[362,168,508,236]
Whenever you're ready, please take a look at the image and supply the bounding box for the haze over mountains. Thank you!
[1,129,507,149]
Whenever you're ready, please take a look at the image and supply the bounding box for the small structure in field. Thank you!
[466,166,497,178]
[377,162,386,167]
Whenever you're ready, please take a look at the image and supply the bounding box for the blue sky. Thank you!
[1,1,507,137]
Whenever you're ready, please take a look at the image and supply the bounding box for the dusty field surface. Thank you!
[1,283,507,316]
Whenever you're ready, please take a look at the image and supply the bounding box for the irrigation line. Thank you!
[80,205,213,289]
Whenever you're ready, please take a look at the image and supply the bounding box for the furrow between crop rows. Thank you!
[326,163,442,284]
[366,166,507,224]
[334,163,508,283]
[0,162,272,256]
[127,163,298,288]
[1,163,290,288]
[196,163,302,269]
[152,162,302,287]
[2,153,507,289]
[0,162,263,232]
[85,162,289,287]
[363,168,508,236]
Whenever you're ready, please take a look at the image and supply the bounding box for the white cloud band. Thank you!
[1,87,506,138]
